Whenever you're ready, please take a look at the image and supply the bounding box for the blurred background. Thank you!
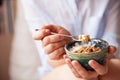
[0,0,15,79]
[0,0,40,80]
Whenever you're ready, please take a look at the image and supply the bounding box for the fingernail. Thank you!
[72,60,78,66]
[45,29,50,33]
[65,58,71,64]
[89,60,97,67]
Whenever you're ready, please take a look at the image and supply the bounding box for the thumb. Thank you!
[107,45,116,59]
[32,29,51,40]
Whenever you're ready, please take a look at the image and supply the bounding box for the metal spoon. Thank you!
[35,29,79,41]
[51,32,79,41]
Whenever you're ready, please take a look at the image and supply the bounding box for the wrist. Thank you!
[47,57,65,68]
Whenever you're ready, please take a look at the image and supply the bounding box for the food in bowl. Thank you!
[70,34,101,54]
[71,44,101,53]
[65,34,109,70]
[78,34,90,42]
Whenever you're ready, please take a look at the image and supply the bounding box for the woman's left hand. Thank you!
[64,46,116,80]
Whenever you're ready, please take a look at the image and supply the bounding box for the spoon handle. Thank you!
[35,29,72,38]
[51,32,72,38]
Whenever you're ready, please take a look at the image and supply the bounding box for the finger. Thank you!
[41,24,70,35]
[48,47,65,59]
[107,45,116,59]
[32,29,50,40]
[63,54,69,59]
[42,34,65,46]
[71,60,99,79]
[44,41,66,54]
[71,61,91,79]
[65,58,81,78]
[89,60,108,75]
[108,45,116,54]
[41,24,61,32]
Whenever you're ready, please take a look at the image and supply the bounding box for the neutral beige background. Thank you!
[0,35,13,80]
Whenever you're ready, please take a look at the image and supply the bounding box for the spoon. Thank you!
[51,32,79,41]
[35,29,79,41]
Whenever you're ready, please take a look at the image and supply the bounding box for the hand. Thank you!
[64,46,116,80]
[33,24,72,68]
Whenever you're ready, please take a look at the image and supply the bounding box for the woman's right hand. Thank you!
[33,24,72,68]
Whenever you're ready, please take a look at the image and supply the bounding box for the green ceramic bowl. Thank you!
[65,38,109,71]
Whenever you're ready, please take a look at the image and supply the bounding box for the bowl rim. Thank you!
[64,38,109,55]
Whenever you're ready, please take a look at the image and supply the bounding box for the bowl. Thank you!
[65,38,109,71]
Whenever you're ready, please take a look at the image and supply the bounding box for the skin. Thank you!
[33,24,72,67]
[63,46,116,80]
[33,24,120,80]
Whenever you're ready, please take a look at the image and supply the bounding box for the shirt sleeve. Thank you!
[20,0,53,78]
[102,0,120,57]
[20,0,55,33]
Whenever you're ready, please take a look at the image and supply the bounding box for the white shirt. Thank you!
[20,0,120,78]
